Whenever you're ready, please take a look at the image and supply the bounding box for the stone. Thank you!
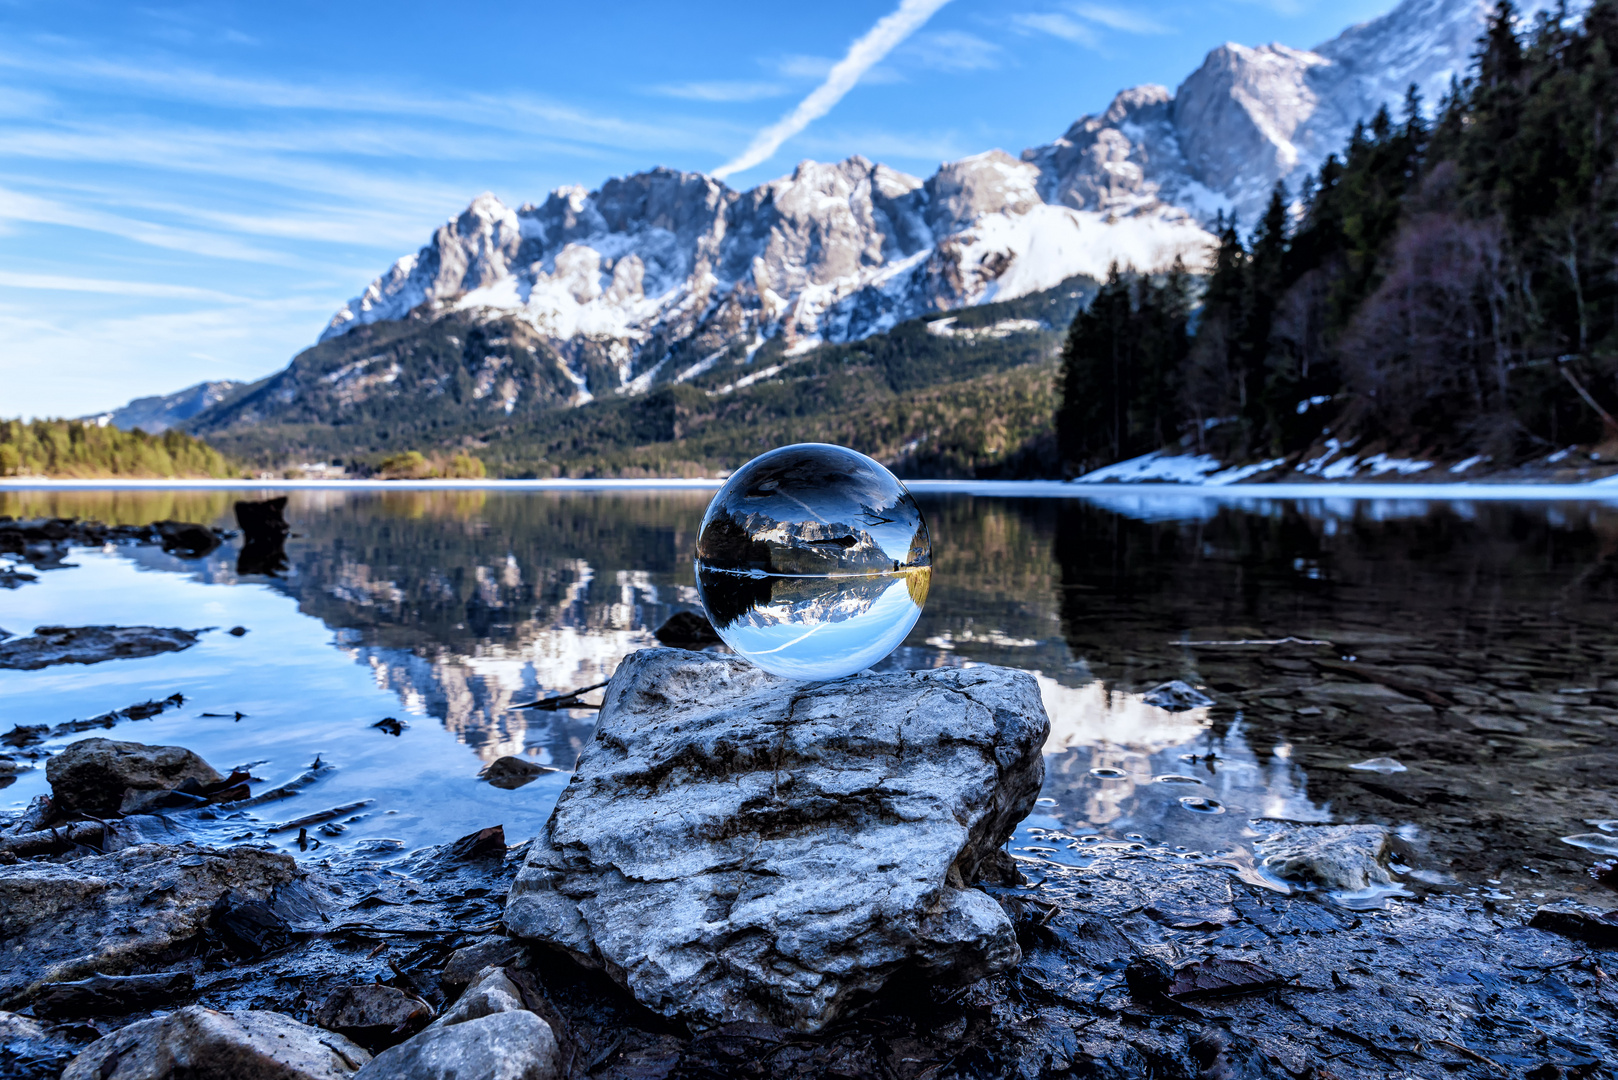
[1141,680,1215,711]
[61,1007,369,1080]
[0,843,312,1001]
[313,984,434,1049]
[652,610,721,648]
[1,1010,84,1079]
[506,648,1048,1032]
[1528,902,1618,946]
[481,756,551,789]
[354,967,559,1080]
[440,939,530,990]
[0,625,202,670]
[1255,823,1395,894]
[46,737,223,816]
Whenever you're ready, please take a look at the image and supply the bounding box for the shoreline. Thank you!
[3,476,1618,500]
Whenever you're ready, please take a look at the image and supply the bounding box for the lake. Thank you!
[3,485,1616,909]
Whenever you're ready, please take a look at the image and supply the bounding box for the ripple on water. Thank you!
[1178,796,1225,814]
[1153,774,1204,785]
[1089,767,1128,779]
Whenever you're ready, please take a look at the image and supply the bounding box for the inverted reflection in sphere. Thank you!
[694,443,931,680]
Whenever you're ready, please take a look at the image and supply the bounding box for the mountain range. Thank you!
[107,0,1554,467]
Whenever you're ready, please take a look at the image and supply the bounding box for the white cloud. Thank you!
[713,0,955,179]
[1070,3,1172,34]
[0,184,296,263]
[902,30,1002,72]
[649,81,787,103]
[0,270,242,300]
[1010,12,1101,47]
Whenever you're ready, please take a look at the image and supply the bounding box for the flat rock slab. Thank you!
[506,648,1049,1032]
[0,625,201,670]
[0,843,310,1002]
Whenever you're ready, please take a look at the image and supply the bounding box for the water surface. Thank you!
[3,487,1616,907]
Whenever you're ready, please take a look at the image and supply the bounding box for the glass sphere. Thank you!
[694,443,931,680]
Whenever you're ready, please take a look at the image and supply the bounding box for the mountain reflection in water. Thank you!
[2,488,1616,907]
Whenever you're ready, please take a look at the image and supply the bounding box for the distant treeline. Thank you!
[1059,0,1618,472]
[0,419,236,478]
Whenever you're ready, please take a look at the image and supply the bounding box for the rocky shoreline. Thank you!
[3,651,1615,1079]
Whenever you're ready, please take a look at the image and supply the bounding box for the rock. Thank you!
[313,984,434,1049]
[1141,680,1215,711]
[440,939,530,991]
[506,648,1048,1032]
[155,521,222,558]
[652,610,721,648]
[32,971,194,1018]
[1255,823,1395,894]
[0,756,28,776]
[480,756,551,790]
[1347,756,1407,773]
[354,967,559,1080]
[0,625,201,671]
[443,825,506,861]
[235,497,290,576]
[0,843,311,1001]
[61,1007,369,1080]
[1,1010,85,1079]
[1528,902,1618,946]
[46,737,223,816]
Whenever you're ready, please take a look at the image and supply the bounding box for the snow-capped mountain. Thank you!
[85,380,245,433]
[283,0,1548,408]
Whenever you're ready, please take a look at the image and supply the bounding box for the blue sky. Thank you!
[0,0,1390,418]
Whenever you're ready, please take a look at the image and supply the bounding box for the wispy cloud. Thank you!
[0,270,243,300]
[901,30,1002,72]
[1070,3,1171,35]
[0,184,296,263]
[713,0,955,179]
[649,80,786,103]
[1010,12,1100,47]
[1012,2,1173,47]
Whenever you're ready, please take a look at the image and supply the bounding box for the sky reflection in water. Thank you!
[2,487,1617,907]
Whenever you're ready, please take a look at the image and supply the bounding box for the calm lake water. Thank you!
[3,487,1617,910]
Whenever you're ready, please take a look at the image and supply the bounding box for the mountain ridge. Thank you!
[166,0,1563,454]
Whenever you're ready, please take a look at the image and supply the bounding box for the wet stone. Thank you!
[0,626,202,671]
[312,984,435,1050]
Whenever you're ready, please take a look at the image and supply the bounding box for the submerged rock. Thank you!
[0,843,312,1001]
[1141,680,1215,711]
[61,1007,369,1080]
[1256,823,1395,893]
[354,967,559,1080]
[480,756,552,789]
[46,737,224,816]
[0,625,201,671]
[506,648,1049,1032]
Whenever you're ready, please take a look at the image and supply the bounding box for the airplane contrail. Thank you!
[711,0,954,180]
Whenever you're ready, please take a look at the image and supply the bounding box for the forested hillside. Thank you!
[196,275,1095,479]
[1059,0,1618,475]
[0,420,236,478]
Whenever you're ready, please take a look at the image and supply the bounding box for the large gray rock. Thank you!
[0,843,309,1001]
[0,625,200,670]
[354,967,559,1080]
[506,648,1048,1032]
[46,737,223,816]
[61,1007,369,1080]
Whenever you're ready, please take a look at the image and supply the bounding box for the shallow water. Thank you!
[3,487,1617,908]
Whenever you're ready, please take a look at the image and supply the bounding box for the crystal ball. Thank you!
[694,443,931,680]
